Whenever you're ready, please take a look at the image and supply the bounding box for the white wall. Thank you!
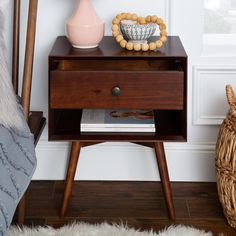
[6,0,236,181]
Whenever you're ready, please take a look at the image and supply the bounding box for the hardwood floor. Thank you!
[13,181,236,235]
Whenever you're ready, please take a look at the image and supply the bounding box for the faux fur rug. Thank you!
[7,222,214,236]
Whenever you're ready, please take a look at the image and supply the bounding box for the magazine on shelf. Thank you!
[81,109,156,132]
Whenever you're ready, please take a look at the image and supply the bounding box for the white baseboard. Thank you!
[33,140,216,182]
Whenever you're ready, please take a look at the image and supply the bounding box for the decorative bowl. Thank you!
[120,20,157,44]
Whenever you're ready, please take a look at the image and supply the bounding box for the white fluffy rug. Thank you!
[7,222,214,236]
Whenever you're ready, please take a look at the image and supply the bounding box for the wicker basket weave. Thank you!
[216,85,236,229]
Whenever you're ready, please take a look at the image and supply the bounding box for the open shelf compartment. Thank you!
[49,109,186,142]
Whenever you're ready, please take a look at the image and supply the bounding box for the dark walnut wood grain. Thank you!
[50,70,184,110]
[13,181,236,236]
[49,36,187,142]
[154,143,175,220]
[60,142,81,217]
[49,36,187,59]
[48,36,188,221]
[29,111,46,145]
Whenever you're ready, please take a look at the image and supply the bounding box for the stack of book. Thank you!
[80,109,155,133]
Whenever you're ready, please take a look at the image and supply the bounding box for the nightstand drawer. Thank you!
[50,70,184,109]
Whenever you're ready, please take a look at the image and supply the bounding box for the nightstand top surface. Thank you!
[49,36,187,59]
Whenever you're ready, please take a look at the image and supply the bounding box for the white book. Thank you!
[81,127,155,132]
[81,109,156,132]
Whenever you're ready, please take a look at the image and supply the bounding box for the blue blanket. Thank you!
[0,104,36,236]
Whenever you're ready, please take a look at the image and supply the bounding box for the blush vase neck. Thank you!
[66,0,104,49]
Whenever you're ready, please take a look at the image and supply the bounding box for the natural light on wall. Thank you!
[203,0,236,56]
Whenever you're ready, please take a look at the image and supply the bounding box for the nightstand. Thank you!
[49,36,187,220]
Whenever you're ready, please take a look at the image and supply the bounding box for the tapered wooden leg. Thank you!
[60,141,81,218]
[17,193,26,224]
[154,142,175,220]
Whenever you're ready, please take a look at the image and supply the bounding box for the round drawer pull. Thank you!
[111,86,121,96]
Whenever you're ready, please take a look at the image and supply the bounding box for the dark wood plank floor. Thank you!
[13,181,236,236]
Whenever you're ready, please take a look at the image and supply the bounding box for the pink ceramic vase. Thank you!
[66,0,104,48]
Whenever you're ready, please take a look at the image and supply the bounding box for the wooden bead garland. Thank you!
[111,13,167,51]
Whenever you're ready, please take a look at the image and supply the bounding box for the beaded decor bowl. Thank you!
[112,13,167,51]
[120,20,157,44]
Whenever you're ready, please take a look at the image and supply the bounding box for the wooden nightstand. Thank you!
[49,36,187,220]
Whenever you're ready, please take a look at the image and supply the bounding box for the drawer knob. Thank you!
[111,86,121,96]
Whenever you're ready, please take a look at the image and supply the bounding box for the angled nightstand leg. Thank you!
[17,193,26,224]
[60,141,81,218]
[154,142,175,221]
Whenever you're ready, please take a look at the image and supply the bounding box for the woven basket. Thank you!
[216,85,236,229]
